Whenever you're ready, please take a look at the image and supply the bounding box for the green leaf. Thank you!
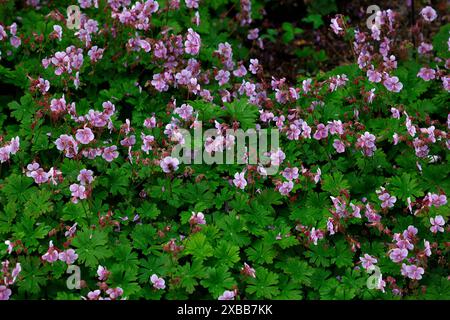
[213,240,240,267]
[137,202,161,220]
[245,240,277,264]
[200,266,236,298]
[223,99,259,130]
[184,232,214,261]
[12,217,50,250]
[322,172,350,195]
[17,256,47,296]
[24,189,54,219]
[175,261,207,294]
[2,174,35,204]
[275,258,313,286]
[302,14,324,29]
[331,240,354,268]
[390,173,424,201]
[246,267,279,299]
[8,94,34,122]
[72,229,113,268]
[0,202,17,234]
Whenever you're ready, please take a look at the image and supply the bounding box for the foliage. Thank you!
[0,0,448,301]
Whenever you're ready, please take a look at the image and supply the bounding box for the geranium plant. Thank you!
[0,0,448,300]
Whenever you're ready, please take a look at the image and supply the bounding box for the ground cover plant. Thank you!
[0,0,449,300]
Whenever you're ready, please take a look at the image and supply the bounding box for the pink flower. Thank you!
[282,167,299,180]
[402,225,418,241]
[77,169,94,185]
[418,42,433,55]
[313,123,328,140]
[50,95,67,113]
[378,191,397,209]
[8,137,20,155]
[391,107,401,119]
[97,265,110,281]
[242,262,256,278]
[333,139,346,153]
[350,203,361,218]
[150,274,166,290]
[367,69,382,83]
[327,120,344,135]
[65,223,77,238]
[185,0,199,9]
[389,248,408,263]
[247,28,259,40]
[215,69,230,86]
[424,240,432,257]
[102,145,119,162]
[59,249,78,264]
[190,212,206,225]
[330,17,343,35]
[106,287,123,300]
[75,127,94,144]
[302,78,312,93]
[260,111,275,123]
[424,193,447,207]
[395,237,414,251]
[309,228,324,245]
[417,67,436,81]
[420,6,437,22]
[42,241,59,263]
[55,134,78,158]
[30,168,49,184]
[249,59,260,74]
[5,240,13,254]
[233,64,247,77]
[37,77,50,94]
[53,25,62,40]
[383,76,403,92]
[82,148,102,159]
[360,254,377,271]
[218,290,235,300]
[327,218,336,235]
[313,168,321,184]
[366,88,376,103]
[141,134,155,154]
[356,132,377,156]
[144,116,157,128]
[286,124,300,140]
[120,135,136,147]
[175,69,193,85]
[160,156,180,173]
[0,147,10,163]
[151,73,170,92]
[88,46,104,62]
[174,103,194,120]
[270,148,285,166]
[279,181,294,196]
[26,162,40,176]
[102,101,116,117]
[233,172,247,189]
[365,204,381,222]
[10,36,21,48]
[0,25,7,40]
[184,28,201,55]
[11,263,21,283]
[442,76,450,92]
[430,215,445,233]
[87,290,101,300]
[0,286,12,301]
[69,183,87,203]
[402,264,425,280]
